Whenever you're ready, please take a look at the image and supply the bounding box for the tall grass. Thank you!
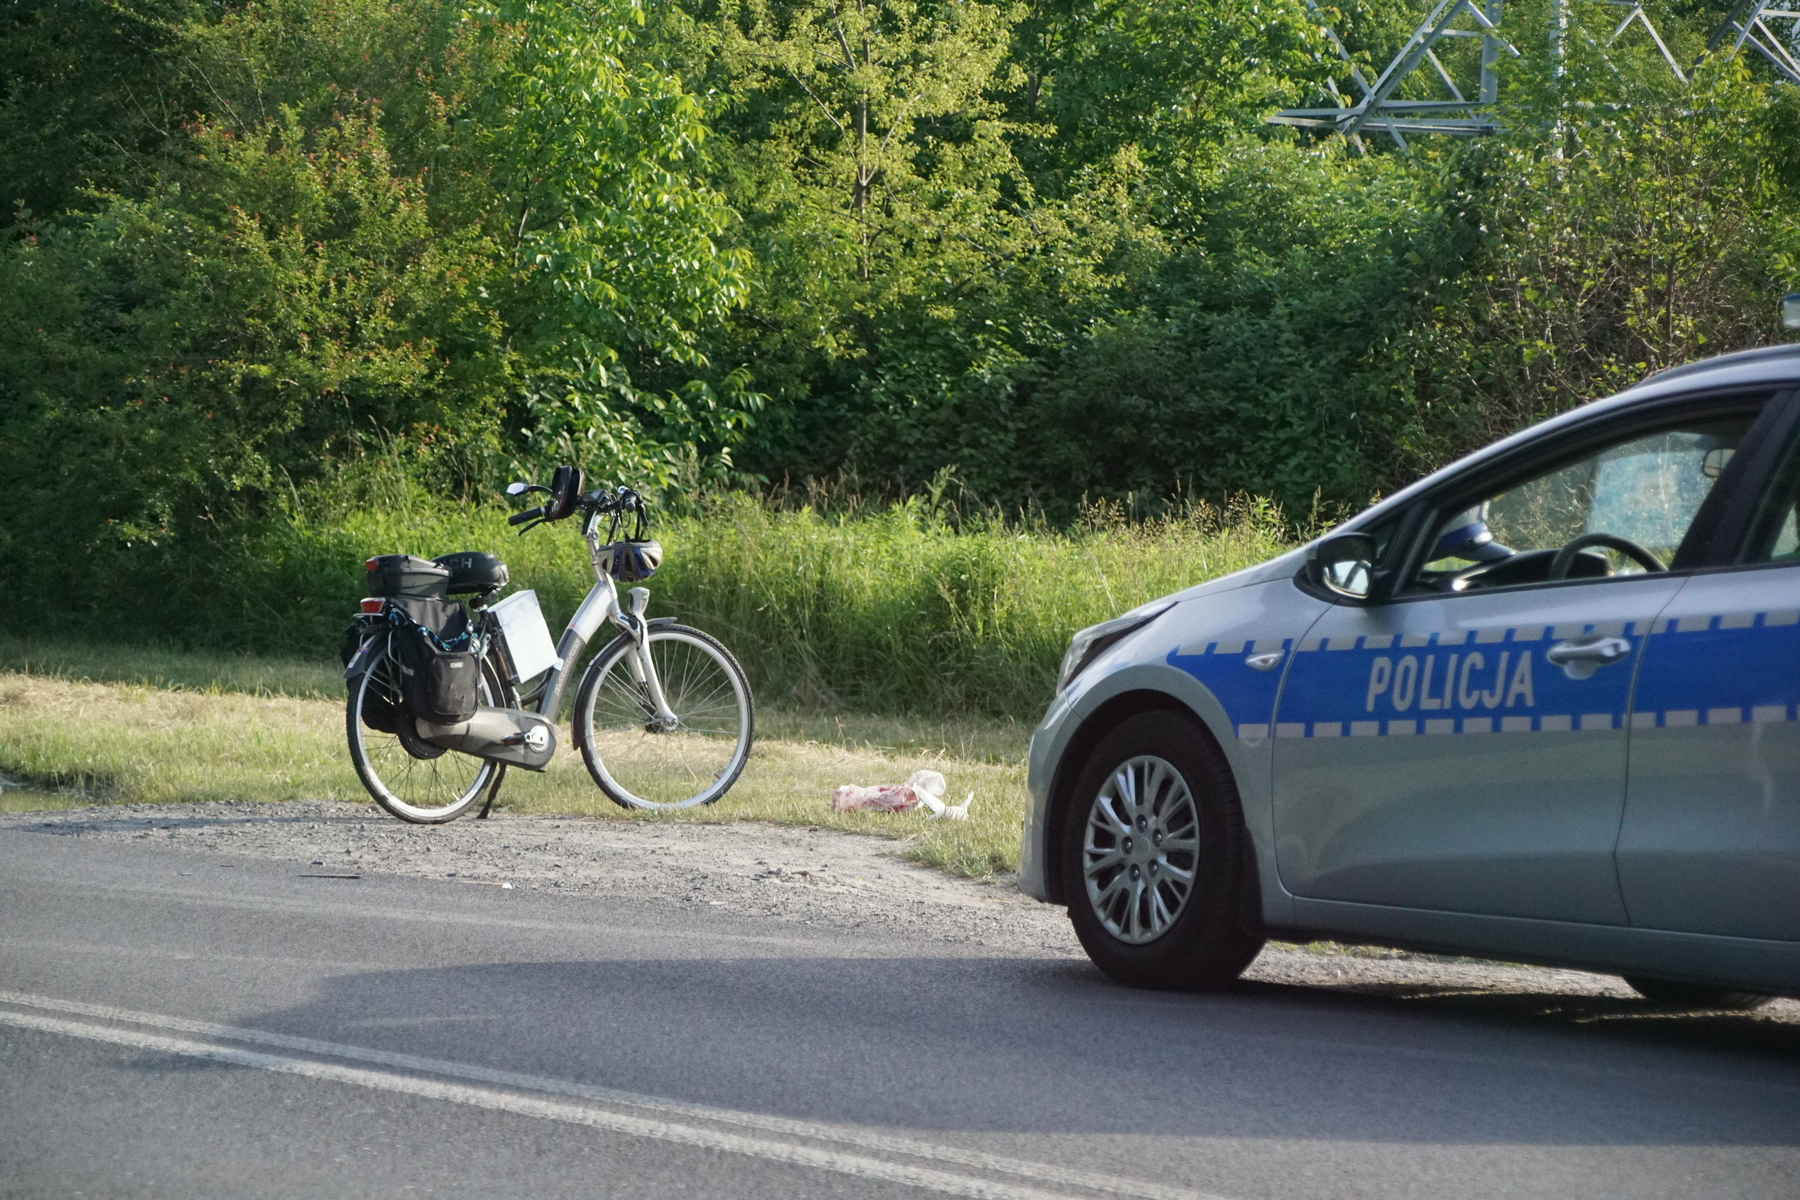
[657,493,1293,714]
[49,463,1298,718]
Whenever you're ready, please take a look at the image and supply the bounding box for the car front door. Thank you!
[1618,395,1800,940]
[1270,402,1768,924]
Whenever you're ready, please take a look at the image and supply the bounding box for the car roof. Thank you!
[1349,343,1800,529]
[1628,341,1800,395]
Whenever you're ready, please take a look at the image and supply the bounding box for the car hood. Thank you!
[1157,546,1310,607]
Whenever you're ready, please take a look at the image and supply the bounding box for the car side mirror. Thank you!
[1701,447,1733,479]
[1309,532,1377,602]
[1783,292,1800,331]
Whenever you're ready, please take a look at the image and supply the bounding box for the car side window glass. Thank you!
[1414,416,1754,592]
[1739,427,1800,564]
[1771,516,1799,559]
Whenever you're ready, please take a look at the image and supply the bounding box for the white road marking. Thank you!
[0,990,1230,1200]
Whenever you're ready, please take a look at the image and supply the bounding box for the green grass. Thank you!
[0,657,1031,876]
[34,474,1297,719]
[0,635,344,699]
[1,492,1296,875]
[650,493,1295,715]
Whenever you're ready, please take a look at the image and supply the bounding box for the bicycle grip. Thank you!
[508,506,544,526]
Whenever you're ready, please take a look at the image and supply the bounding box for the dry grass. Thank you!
[0,635,346,700]
[0,669,1030,876]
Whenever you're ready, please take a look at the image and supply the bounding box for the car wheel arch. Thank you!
[1044,690,1235,906]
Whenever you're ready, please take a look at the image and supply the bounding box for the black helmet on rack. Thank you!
[597,539,662,582]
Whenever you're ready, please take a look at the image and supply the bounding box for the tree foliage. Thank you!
[2,0,1798,635]
[1424,53,1800,449]
[0,0,755,579]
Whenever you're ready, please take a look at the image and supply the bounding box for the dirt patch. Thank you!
[3,799,1066,953]
[6,798,1797,1022]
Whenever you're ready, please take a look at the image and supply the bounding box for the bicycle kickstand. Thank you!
[475,769,506,820]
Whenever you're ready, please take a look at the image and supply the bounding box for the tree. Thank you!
[718,0,1018,286]
[472,0,757,480]
[1419,41,1800,455]
[0,0,767,625]
[1004,0,1317,190]
[0,109,498,565]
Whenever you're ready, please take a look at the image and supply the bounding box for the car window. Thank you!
[1768,514,1798,560]
[1356,511,1404,560]
[1413,415,1755,592]
[1739,424,1800,564]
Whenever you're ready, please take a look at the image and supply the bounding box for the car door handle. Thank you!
[1546,635,1632,680]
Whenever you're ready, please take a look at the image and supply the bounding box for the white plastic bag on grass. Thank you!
[831,770,972,820]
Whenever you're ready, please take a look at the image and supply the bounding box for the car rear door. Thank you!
[1271,399,1771,924]
[1617,392,1800,940]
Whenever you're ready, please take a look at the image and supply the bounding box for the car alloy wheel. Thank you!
[1060,709,1264,991]
[1081,755,1200,944]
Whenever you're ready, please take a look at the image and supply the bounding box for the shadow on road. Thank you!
[233,953,1800,1147]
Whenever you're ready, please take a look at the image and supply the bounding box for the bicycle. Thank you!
[343,466,755,823]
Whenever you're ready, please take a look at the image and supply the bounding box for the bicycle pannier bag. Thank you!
[394,601,481,723]
[359,672,401,733]
[340,624,401,733]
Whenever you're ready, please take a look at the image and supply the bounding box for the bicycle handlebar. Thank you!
[577,487,643,515]
[506,473,648,534]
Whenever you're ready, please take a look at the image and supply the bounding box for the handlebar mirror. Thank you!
[545,465,585,522]
[505,482,530,497]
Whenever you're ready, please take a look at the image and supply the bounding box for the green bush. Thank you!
[0,0,759,589]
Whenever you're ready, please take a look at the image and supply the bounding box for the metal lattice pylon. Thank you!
[1270,0,1718,149]
[1711,0,1800,85]
[1604,2,1687,82]
[1268,0,1516,151]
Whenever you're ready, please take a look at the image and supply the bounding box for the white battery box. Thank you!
[489,589,561,683]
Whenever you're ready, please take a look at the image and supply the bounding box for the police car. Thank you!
[1023,343,1800,1008]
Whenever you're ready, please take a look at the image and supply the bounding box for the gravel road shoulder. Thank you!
[7,798,1796,1019]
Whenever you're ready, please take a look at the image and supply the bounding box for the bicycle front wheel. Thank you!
[346,635,509,824]
[574,624,754,811]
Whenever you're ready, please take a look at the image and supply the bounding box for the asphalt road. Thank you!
[2,827,1797,1200]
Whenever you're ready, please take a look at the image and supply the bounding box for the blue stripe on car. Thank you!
[1166,639,1292,741]
[1168,611,1800,740]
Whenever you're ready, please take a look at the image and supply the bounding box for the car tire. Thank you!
[1622,975,1773,1011]
[1061,709,1264,990]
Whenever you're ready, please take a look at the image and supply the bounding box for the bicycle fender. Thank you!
[344,631,385,681]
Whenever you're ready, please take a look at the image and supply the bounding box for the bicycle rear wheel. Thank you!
[346,634,509,823]
[573,624,754,811]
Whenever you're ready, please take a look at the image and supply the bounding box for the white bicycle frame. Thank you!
[527,514,678,729]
